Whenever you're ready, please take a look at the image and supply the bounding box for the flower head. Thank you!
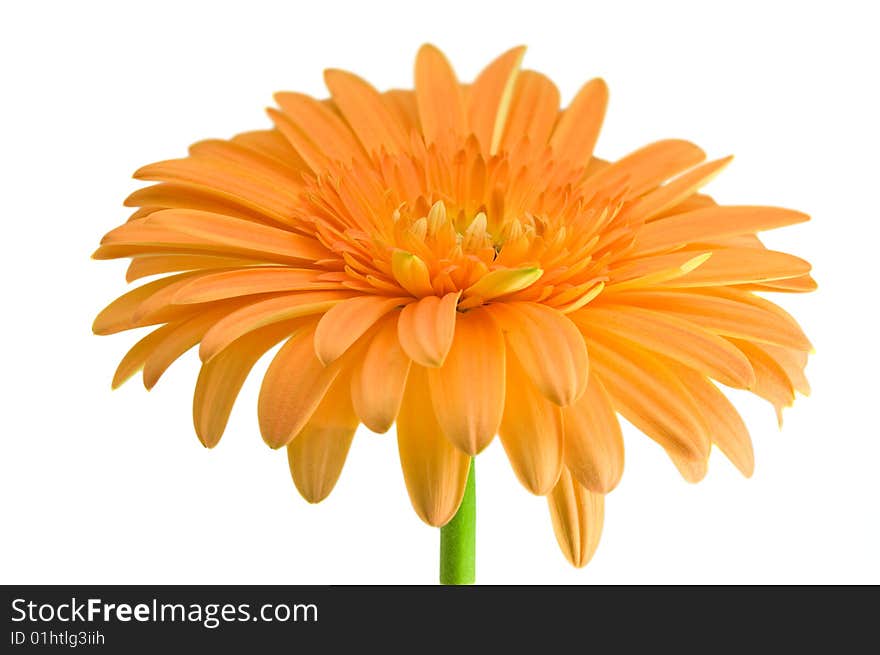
[94,45,814,569]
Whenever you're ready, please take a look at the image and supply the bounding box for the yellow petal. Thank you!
[547,468,605,568]
[562,373,624,494]
[549,78,608,169]
[391,249,434,297]
[427,307,505,455]
[461,266,543,305]
[258,324,344,449]
[314,295,407,365]
[287,370,358,503]
[351,314,411,433]
[397,291,460,367]
[397,366,470,527]
[487,302,588,406]
[498,348,564,495]
[466,45,526,156]
[193,321,297,448]
[415,44,468,147]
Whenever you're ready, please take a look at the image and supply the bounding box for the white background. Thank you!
[1,0,877,584]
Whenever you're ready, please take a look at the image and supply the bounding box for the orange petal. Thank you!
[756,343,810,396]
[562,373,624,493]
[314,295,407,365]
[187,138,305,188]
[351,313,411,433]
[95,221,245,261]
[129,269,242,323]
[381,89,420,132]
[273,91,365,165]
[487,302,588,406]
[498,347,564,495]
[172,267,342,304]
[93,273,200,335]
[586,335,710,472]
[625,156,733,222]
[133,157,300,221]
[200,291,353,361]
[287,370,358,503]
[607,251,712,290]
[414,44,468,148]
[143,308,231,389]
[258,324,344,449]
[193,321,297,448]
[664,248,811,287]
[673,365,755,477]
[466,45,526,155]
[585,139,706,198]
[397,366,470,527]
[125,182,272,224]
[427,307,505,455]
[729,338,795,425]
[576,305,755,388]
[112,323,176,389]
[230,128,309,172]
[612,289,812,351]
[547,468,605,568]
[549,78,608,169]
[498,70,560,152]
[695,287,812,344]
[144,209,329,262]
[740,274,817,294]
[267,107,330,173]
[323,69,409,156]
[397,291,460,367]
[634,206,810,255]
[126,254,258,283]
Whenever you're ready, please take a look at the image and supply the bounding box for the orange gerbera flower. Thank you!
[93,45,813,581]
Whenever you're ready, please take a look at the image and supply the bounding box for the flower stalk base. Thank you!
[440,458,476,585]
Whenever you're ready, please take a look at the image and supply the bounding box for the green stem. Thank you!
[440,458,476,585]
